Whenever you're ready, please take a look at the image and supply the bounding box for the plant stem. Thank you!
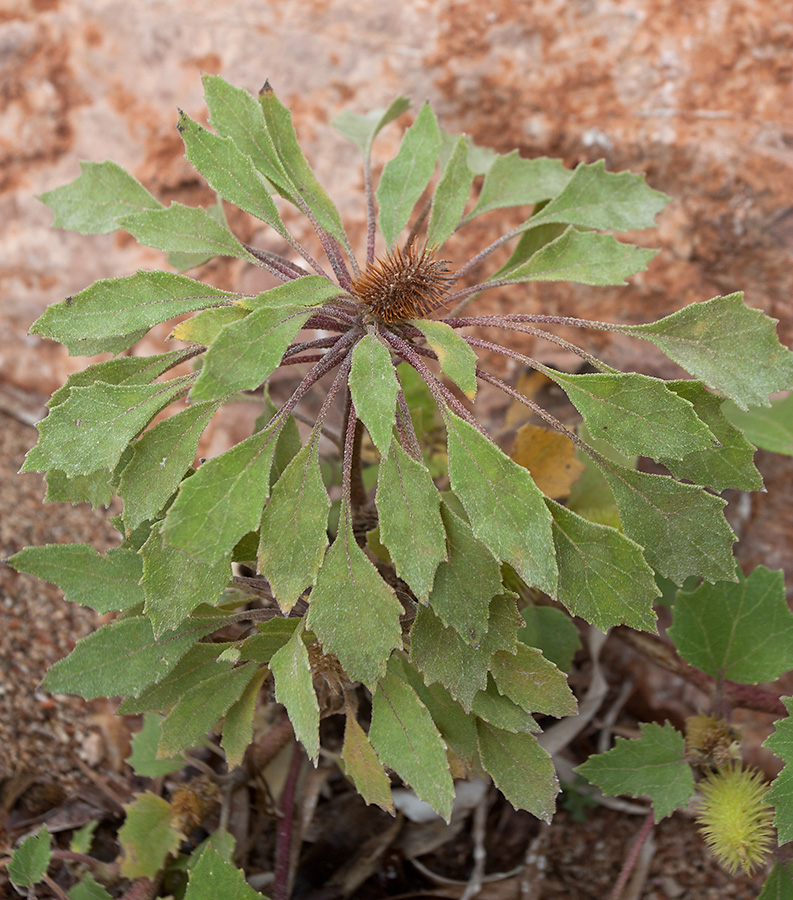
[442,316,613,370]
[396,389,422,461]
[273,744,306,900]
[380,328,482,431]
[242,244,310,281]
[364,154,377,266]
[610,812,654,900]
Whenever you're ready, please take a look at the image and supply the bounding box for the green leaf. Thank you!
[392,654,480,763]
[170,306,249,346]
[158,664,258,757]
[119,401,219,532]
[490,644,577,717]
[668,567,793,683]
[68,873,113,900]
[306,512,403,688]
[118,792,180,878]
[412,319,478,400]
[8,825,51,888]
[349,332,400,454]
[495,227,657,287]
[377,103,442,249]
[529,160,669,231]
[259,440,330,611]
[597,462,736,585]
[42,614,219,700]
[763,697,793,844]
[117,642,234,714]
[576,721,695,820]
[546,500,659,632]
[410,594,521,711]
[426,135,474,248]
[445,411,557,595]
[549,370,716,459]
[69,821,98,856]
[141,531,232,634]
[23,377,190,478]
[375,439,446,602]
[7,544,144,614]
[222,668,267,768]
[39,160,162,234]
[163,424,281,563]
[618,293,793,410]
[259,81,350,249]
[177,110,290,238]
[167,199,230,272]
[341,712,394,812]
[238,617,302,664]
[475,721,558,821]
[185,846,263,900]
[471,676,540,734]
[758,863,793,900]
[494,222,569,278]
[369,657,454,821]
[465,153,572,221]
[332,96,411,153]
[30,270,238,356]
[48,351,189,409]
[439,131,497,176]
[270,624,320,760]
[118,203,256,263]
[127,713,184,777]
[43,468,115,508]
[518,606,582,673]
[661,382,762,491]
[202,74,284,186]
[428,504,503,645]
[192,276,342,402]
[723,392,793,456]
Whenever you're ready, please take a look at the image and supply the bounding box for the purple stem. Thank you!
[446,312,625,333]
[364,155,377,266]
[380,328,483,431]
[243,243,310,281]
[609,812,655,900]
[396,389,422,461]
[272,744,305,900]
[453,222,530,281]
[441,316,611,370]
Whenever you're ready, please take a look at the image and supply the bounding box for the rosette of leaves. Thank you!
[11,76,793,825]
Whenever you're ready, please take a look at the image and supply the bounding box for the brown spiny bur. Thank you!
[307,642,350,717]
[170,775,221,837]
[352,242,455,323]
[685,714,741,770]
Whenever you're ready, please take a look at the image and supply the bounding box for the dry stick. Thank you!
[460,795,490,900]
[42,875,71,900]
[272,745,305,900]
[610,812,655,900]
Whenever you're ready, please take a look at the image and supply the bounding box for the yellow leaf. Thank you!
[511,423,585,499]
